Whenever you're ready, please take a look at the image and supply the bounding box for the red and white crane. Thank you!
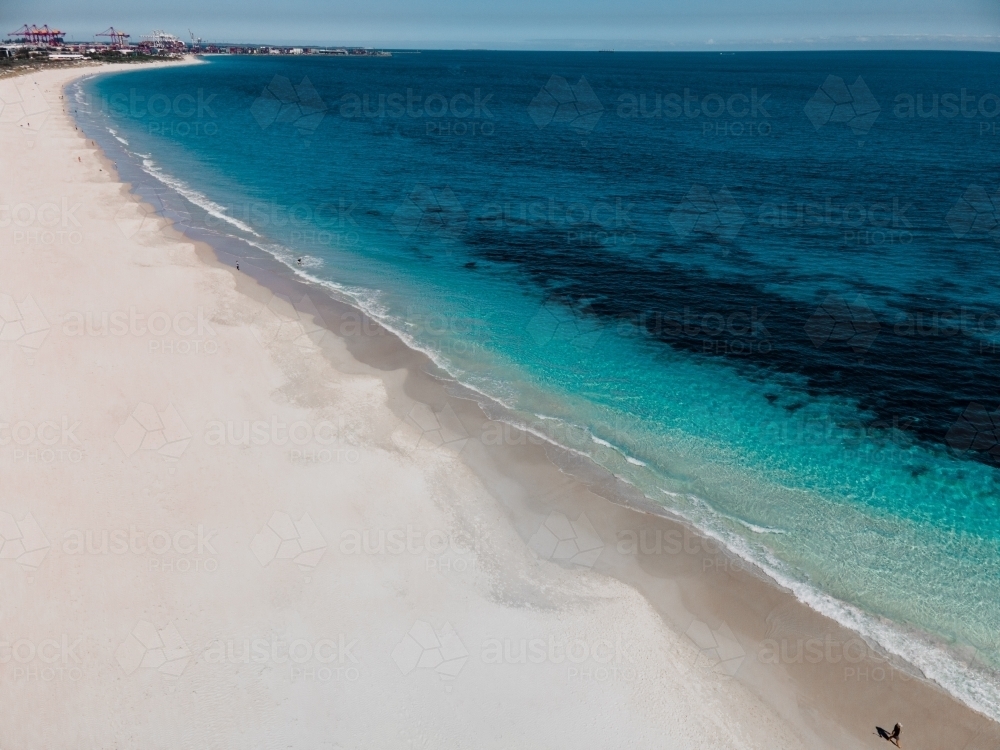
[96,27,131,48]
[8,24,65,46]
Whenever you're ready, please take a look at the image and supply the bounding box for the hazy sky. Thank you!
[5,0,999,49]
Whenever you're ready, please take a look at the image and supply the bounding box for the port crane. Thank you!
[96,27,131,47]
[8,24,64,45]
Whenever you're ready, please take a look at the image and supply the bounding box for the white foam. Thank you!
[657,491,1000,723]
[301,250,1000,719]
[737,520,787,535]
[157,202,1000,722]
[137,159,259,236]
[91,109,1000,721]
[589,434,648,466]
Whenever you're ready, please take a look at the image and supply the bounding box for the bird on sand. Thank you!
[875,723,902,747]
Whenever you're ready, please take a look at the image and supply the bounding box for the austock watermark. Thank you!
[392,620,641,685]
[528,510,605,568]
[115,405,360,466]
[946,402,1000,464]
[202,198,360,248]
[670,185,746,243]
[529,77,773,139]
[757,634,913,683]
[339,524,483,573]
[0,634,88,683]
[805,75,880,139]
[393,187,639,248]
[529,75,604,136]
[617,87,772,137]
[396,301,492,358]
[947,185,1000,243]
[0,510,51,574]
[684,619,746,678]
[95,87,219,137]
[0,292,50,362]
[2,200,83,246]
[392,185,467,239]
[481,632,639,683]
[251,75,327,138]
[763,413,916,464]
[63,307,219,356]
[614,306,773,357]
[892,88,1000,134]
[758,196,915,246]
[204,634,361,683]
[0,417,85,465]
[205,415,360,465]
[250,290,331,353]
[805,294,880,356]
[392,620,468,682]
[116,620,191,677]
[115,402,192,462]
[479,197,637,247]
[805,75,1000,138]
[481,417,617,457]
[616,525,754,575]
[890,307,1000,351]
[0,77,50,134]
[524,300,603,350]
[395,402,470,454]
[338,88,496,137]
[251,511,327,572]
[805,293,1000,357]
[62,524,219,573]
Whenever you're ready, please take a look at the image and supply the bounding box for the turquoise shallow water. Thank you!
[74,51,1000,717]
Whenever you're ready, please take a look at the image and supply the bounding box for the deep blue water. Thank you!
[76,51,1000,716]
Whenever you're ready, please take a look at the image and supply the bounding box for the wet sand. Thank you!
[0,61,996,748]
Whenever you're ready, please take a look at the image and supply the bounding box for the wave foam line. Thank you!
[657,490,1000,723]
[137,159,259,237]
[171,191,1000,723]
[91,124,1000,721]
[231,220,1000,722]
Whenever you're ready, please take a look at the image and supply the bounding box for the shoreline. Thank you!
[79,57,1000,729]
[1,60,996,746]
[68,57,1000,743]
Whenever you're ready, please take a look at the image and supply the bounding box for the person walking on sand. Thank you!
[236,262,240,271]
[875,722,901,747]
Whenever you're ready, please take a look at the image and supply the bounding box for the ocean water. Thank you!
[73,51,1000,717]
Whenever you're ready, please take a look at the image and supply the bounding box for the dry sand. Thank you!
[0,61,996,749]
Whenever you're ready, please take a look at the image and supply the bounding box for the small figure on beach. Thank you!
[236,262,240,271]
[875,722,901,747]
[297,258,302,265]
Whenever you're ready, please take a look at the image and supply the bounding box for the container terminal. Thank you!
[2,25,392,59]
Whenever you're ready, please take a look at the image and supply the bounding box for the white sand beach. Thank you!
[0,62,996,749]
